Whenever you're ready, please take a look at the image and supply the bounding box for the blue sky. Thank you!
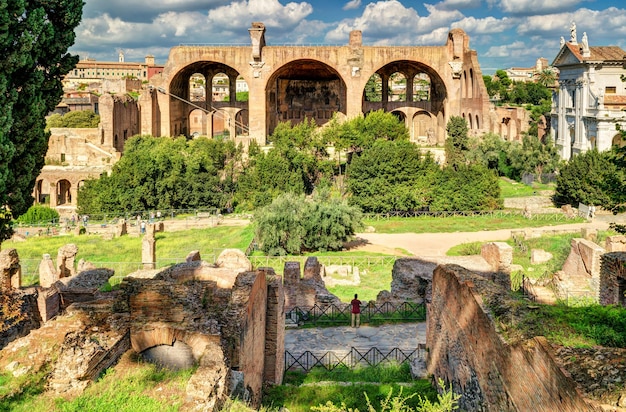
[72,0,626,74]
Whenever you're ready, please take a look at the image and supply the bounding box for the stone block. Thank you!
[39,254,58,288]
[37,286,60,321]
[480,242,513,273]
[581,228,597,242]
[142,234,156,270]
[57,244,78,278]
[283,261,300,284]
[531,249,553,265]
[186,250,202,263]
[606,235,626,252]
[0,248,21,291]
[303,257,322,283]
[216,249,251,272]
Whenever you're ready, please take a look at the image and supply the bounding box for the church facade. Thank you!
[551,25,626,160]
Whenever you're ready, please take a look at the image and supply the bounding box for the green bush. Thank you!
[254,193,363,255]
[554,149,615,207]
[15,205,60,225]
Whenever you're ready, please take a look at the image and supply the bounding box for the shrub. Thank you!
[15,205,60,225]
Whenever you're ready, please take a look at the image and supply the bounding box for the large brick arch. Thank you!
[142,24,491,145]
[265,59,347,135]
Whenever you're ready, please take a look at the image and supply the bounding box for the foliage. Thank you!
[554,149,616,207]
[284,363,413,386]
[307,379,458,412]
[444,116,470,169]
[77,136,241,214]
[46,110,100,129]
[508,135,560,181]
[236,119,333,210]
[15,205,60,225]
[468,133,559,181]
[324,110,409,153]
[512,302,626,348]
[254,193,363,255]
[0,0,83,242]
[347,140,439,213]
[429,165,502,211]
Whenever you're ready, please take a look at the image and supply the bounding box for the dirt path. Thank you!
[352,215,623,257]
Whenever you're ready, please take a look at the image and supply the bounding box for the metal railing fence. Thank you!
[286,302,426,326]
[285,346,424,372]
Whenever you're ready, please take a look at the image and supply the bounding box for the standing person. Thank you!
[351,294,362,328]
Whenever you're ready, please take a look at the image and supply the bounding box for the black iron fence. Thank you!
[285,346,425,372]
[286,302,426,326]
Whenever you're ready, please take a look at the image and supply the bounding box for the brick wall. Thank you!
[427,264,599,411]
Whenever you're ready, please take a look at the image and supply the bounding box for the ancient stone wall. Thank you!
[282,257,342,311]
[427,264,599,411]
[557,238,605,299]
[599,252,626,306]
[263,271,285,385]
[228,271,268,407]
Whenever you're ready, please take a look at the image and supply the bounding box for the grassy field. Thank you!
[4,225,255,285]
[263,364,439,412]
[498,177,555,198]
[365,213,583,234]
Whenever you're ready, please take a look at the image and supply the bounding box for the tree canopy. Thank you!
[0,0,83,241]
[47,110,100,129]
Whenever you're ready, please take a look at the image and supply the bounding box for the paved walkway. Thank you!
[285,322,426,355]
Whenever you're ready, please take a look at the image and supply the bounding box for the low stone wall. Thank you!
[557,238,605,300]
[283,257,342,310]
[427,264,599,411]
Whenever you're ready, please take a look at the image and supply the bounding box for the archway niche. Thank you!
[266,59,347,136]
[169,61,246,138]
[413,111,435,143]
[364,73,382,102]
[613,133,626,148]
[413,73,431,102]
[388,72,406,102]
[57,179,72,205]
[140,341,196,371]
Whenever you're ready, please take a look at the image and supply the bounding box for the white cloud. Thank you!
[483,40,545,60]
[495,0,583,16]
[517,7,626,39]
[433,0,481,11]
[207,0,313,29]
[343,0,361,11]
[451,16,511,34]
[325,0,462,44]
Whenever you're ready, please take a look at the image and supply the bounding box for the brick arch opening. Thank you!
[169,61,246,138]
[131,327,220,369]
[363,60,447,142]
[266,59,347,136]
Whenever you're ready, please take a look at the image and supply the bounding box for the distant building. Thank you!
[62,54,164,87]
[551,27,626,160]
[505,57,552,82]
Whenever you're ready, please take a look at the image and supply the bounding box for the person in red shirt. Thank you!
[350,294,362,328]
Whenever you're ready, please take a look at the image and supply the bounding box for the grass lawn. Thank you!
[365,213,583,234]
[4,225,254,285]
[498,177,555,198]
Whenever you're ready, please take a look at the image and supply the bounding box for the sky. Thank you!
[71,0,626,75]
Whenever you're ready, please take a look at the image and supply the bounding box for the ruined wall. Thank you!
[282,257,342,311]
[557,238,605,299]
[599,252,626,306]
[228,271,268,407]
[427,264,598,412]
[263,270,285,385]
[99,93,140,152]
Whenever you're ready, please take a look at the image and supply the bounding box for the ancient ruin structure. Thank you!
[142,22,490,144]
[599,252,626,306]
[427,264,601,411]
[0,249,21,291]
[282,257,342,311]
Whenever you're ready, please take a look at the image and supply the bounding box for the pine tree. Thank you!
[0,0,83,240]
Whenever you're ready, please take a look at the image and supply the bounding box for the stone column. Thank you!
[39,254,58,288]
[142,225,156,269]
[0,249,21,291]
[57,244,78,278]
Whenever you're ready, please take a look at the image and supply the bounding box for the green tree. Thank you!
[554,149,616,207]
[254,193,362,255]
[326,110,409,154]
[0,0,83,241]
[15,205,60,225]
[46,110,100,129]
[77,136,239,214]
[444,116,470,169]
[347,140,438,213]
[509,135,560,181]
[430,164,502,211]
[536,68,557,88]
